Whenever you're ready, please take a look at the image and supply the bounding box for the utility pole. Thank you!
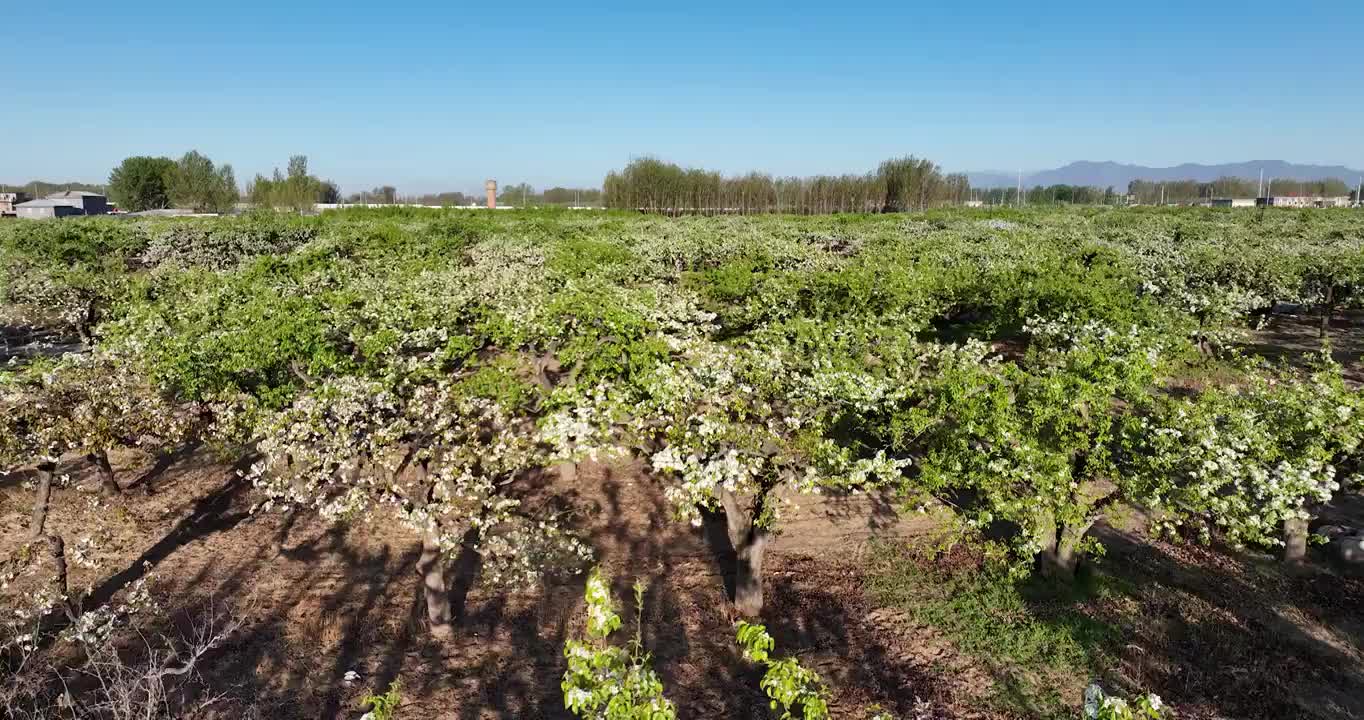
[1258,169,1264,198]
[1016,170,1023,208]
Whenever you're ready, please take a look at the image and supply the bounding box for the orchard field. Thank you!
[3,206,1364,720]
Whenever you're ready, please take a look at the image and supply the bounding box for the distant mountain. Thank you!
[969,161,1364,189]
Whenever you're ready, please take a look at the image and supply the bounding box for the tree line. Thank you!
[601,156,970,214]
[1127,177,1355,205]
[106,152,341,213]
[331,185,603,207]
[344,186,399,204]
[246,155,341,210]
[0,180,108,198]
[973,177,1362,207]
[974,185,1120,206]
[105,152,237,213]
[496,183,602,207]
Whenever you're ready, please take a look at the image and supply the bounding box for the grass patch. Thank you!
[865,542,1126,718]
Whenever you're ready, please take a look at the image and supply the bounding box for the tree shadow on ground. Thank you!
[1239,310,1364,384]
[81,458,255,614]
[763,554,984,718]
[147,457,689,719]
[18,453,995,719]
[124,439,205,493]
[1064,525,1364,720]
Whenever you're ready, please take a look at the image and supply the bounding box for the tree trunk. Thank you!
[1039,519,1093,582]
[30,461,56,539]
[75,301,98,346]
[719,486,770,617]
[46,534,69,598]
[412,457,452,640]
[418,532,452,639]
[734,527,769,617]
[1320,285,1335,340]
[143,450,166,496]
[1051,526,1085,580]
[1283,516,1309,564]
[44,533,79,622]
[90,449,119,495]
[46,534,67,591]
[1035,510,1057,561]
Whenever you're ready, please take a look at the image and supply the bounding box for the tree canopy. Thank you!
[167,150,238,213]
[106,156,177,212]
[602,155,969,214]
[247,155,341,210]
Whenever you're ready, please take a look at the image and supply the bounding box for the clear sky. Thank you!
[3,1,1361,194]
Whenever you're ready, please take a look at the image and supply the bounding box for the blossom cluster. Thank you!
[247,366,593,590]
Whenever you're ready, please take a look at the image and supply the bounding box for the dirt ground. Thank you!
[1,452,1000,719]
[6,445,1362,720]
[4,310,1364,719]
[1243,308,1364,383]
[1090,529,1364,720]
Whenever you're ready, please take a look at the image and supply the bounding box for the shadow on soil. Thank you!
[1079,525,1364,720]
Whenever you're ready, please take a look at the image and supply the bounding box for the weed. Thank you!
[362,679,402,720]
[866,542,1124,718]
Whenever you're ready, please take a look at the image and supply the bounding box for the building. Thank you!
[1256,195,1353,209]
[46,190,109,215]
[16,198,87,219]
[963,199,984,208]
[0,191,32,216]
[485,180,497,209]
[1210,198,1257,208]
[15,191,110,219]
[1257,196,1314,208]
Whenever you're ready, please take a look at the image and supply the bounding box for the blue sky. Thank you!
[2,1,1361,194]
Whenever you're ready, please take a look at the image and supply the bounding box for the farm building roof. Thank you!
[17,198,80,208]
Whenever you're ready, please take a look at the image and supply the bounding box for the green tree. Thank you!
[107,156,176,212]
[247,155,339,210]
[168,150,237,213]
[497,183,535,207]
[371,185,398,204]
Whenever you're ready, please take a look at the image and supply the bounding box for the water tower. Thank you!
[485,180,497,209]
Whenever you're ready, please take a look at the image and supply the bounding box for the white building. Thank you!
[15,191,110,219]
[1257,196,1354,208]
[16,198,90,219]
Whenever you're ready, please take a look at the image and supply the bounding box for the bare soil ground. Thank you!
[6,447,1361,720]
[1090,527,1364,720]
[1,454,995,719]
[1243,308,1364,382]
